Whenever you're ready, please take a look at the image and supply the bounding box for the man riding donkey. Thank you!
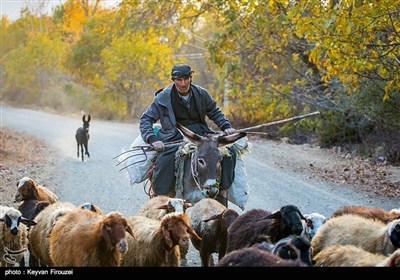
[139,64,249,207]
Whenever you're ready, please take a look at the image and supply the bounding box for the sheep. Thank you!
[137,195,192,220]
[80,202,103,215]
[313,244,400,267]
[16,200,50,267]
[120,213,201,267]
[186,198,239,266]
[136,195,192,266]
[49,210,134,267]
[28,201,77,266]
[17,200,50,222]
[0,206,36,267]
[28,201,103,266]
[331,205,400,223]
[270,235,313,266]
[215,247,308,267]
[248,234,313,266]
[226,205,306,253]
[390,208,400,215]
[311,214,400,257]
[14,177,59,204]
[301,212,326,240]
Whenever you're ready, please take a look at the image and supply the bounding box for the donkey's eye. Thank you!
[198,158,206,166]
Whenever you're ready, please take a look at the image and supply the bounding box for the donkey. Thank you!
[75,114,91,162]
[174,122,247,205]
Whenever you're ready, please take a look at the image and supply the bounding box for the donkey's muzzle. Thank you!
[201,186,219,198]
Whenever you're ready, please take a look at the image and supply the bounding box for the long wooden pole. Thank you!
[236,111,321,133]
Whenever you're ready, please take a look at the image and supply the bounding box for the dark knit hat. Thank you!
[171,64,194,79]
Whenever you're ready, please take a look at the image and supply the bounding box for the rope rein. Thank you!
[190,149,202,191]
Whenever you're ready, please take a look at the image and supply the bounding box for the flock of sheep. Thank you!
[1,176,400,267]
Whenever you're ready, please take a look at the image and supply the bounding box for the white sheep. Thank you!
[137,195,191,220]
[311,214,400,257]
[301,212,326,240]
[0,206,36,267]
[313,244,400,267]
[49,210,134,266]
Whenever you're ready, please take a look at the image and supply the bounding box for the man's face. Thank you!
[173,76,192,94]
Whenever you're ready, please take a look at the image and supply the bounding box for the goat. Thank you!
[215,247,307,267]
[226,205,306,253]
[49,210,134,266]
[311,214,400,257]
[14,177,59,204]
[75,114,91,162]
[313,244,400,267]
[186,198,239,266]
[0,206,36,267]
[120,213,201,267]
[331,205,400,223]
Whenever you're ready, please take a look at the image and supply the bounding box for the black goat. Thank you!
[75,114,91,162]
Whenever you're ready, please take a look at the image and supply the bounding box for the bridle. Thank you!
[189,146,220,199]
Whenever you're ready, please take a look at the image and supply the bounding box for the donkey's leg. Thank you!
[80,144,84,162]
[84,142,90,158]
[77,142,80,158]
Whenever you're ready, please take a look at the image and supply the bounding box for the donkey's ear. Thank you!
[82,115,86,122]
[87,115,91,122]
[175,122,202,145]
[217,132,247,147]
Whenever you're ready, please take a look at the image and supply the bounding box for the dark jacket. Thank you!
[140,83,232,144]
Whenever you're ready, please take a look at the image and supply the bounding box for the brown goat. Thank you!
[14,177,59,204]
[49,210,134,267]
[331,205,400,223]
[187,198,239,266]
[121,213,201,267]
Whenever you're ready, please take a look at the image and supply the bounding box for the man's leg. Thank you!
[217,147,237,207]
[152,146,178,196]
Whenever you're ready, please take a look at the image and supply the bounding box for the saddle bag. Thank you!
[119,134,157,186]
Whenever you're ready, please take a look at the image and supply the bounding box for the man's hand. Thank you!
[152,140,165,151]
[223,128,236,135]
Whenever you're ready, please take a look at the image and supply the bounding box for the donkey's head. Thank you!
[176,122,246,199]
[82,114,91,132]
